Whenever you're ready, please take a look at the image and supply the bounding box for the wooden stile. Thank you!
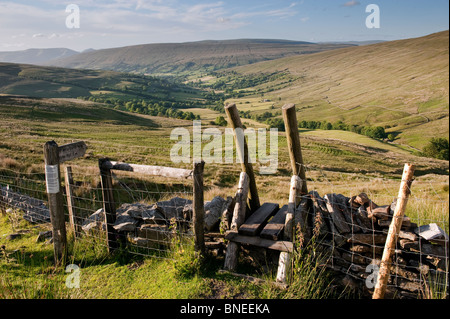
[282,104,308,195]
[276,175,301,284]
[224,232,293,253]
[224,103,260,213]
[238,203,279,236]
[224,172,250,271]
[260,205,288,240]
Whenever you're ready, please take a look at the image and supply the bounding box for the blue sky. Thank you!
[0,0,448,51]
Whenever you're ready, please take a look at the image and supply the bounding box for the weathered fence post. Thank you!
[373,163,416,299]
[193,160,205,255]
[64,166,80,238]
[43,141,67,265]
[224,172,250,271]
[282,103,308,195]
[276,174,301,284]
[98,158,120,253]
[225,103,260,213]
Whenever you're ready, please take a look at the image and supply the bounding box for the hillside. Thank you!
[0,48,79,65]
[219,31,449,150]
[0,62,204,108]
[45,39,354,76]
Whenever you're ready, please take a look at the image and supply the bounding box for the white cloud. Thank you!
[342,1,361,7]
[232,2,298,20]
[300,17,310,23]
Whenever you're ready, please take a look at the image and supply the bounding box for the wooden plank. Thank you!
[101,160,193,179]
[238,203,279,236]
[277,175,301,284]
[260,205,288,240]
[224,172,250,271]
[282,104,308,195]
[225,231,293,253]
[64,166,80,238]
[225,103,260,213]
[58,141,86,163]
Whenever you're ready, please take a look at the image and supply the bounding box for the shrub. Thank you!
[422,138,449,160]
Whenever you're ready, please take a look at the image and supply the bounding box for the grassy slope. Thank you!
[0,96,448,299]
[0,96,447,199]
[46,39,354,76]
[225,31,449,150]
[0,62,203,102]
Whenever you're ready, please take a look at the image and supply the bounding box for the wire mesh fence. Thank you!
[1,161,449,298]
[295,164,449,299]
[0,164,196,260]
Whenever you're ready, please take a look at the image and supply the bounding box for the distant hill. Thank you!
[0,62,202,104]
[0,48,79,65]
[45,39,354,76]
[225,30,449,150]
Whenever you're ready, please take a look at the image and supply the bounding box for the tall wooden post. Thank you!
[224,172,250,271]
[99,158,120,252]
[277,175,301,283]
[225,103,260,213]
[64,166,80,238]
[193,160,205,255]
[43,141,67,265]
[373,163,416,299]
[282,104,308,195]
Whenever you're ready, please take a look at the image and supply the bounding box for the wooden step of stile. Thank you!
[238,203,279,236]
[260,205,288,240]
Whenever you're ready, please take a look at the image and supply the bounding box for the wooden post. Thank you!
[99,158,120,252]
[193,160,205,255]
[373,163,415,299]
[225,103,260,213]
[224,172,250,271]
[64,166,80,238]
[282,104,308,195]
[43,141,67,265]
[276,175,301,284]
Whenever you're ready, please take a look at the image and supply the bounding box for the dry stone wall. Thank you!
[302,191,449,299]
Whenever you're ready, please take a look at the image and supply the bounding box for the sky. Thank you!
[0,0,448,52]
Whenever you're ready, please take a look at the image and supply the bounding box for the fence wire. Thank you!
[296,164,449,299]
[1,163,448,298]
[0,165,195,260]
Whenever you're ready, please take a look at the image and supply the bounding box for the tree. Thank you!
[214,116,227,126]
[422,138,449,160]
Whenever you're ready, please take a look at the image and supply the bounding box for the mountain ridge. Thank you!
[0,48,79,65]
[43,39,354,75]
